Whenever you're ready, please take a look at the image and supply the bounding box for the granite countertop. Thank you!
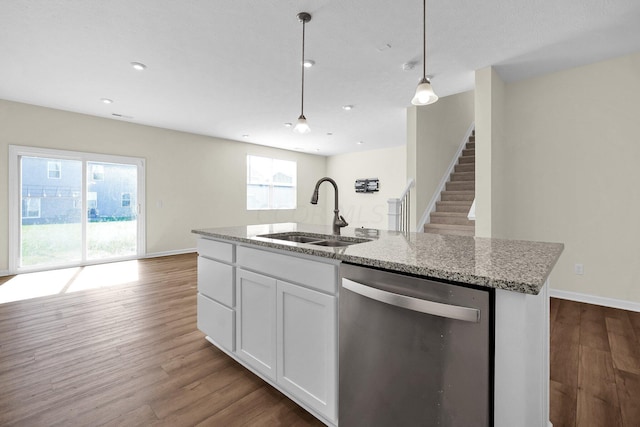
[192,223,564,295]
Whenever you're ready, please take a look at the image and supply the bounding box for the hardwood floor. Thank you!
[1,255,638,426]
[550,297,640,427]
[0,254,322,426]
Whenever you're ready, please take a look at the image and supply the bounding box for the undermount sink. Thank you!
[308,240,354,247]
[257,232,371,247]
[276,235,325,244]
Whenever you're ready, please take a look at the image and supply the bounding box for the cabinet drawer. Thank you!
[197,238,234,263]
[237,246,337,294]
[197,294,235,352]
[198,256,234,307]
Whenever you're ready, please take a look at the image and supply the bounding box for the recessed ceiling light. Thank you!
[130,62,147,71]
[284,122,293,128]
[303,59,315,68]
[357,141,364,145]
[342,105,353,111]
[242,134,250,138]
[326,132,333,136]
[315,148,320,152]
[101,98,113,104]
[402,62,416,71]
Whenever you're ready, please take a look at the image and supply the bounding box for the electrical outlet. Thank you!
[574,264,584,275]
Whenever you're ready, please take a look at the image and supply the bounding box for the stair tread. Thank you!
[425,223,475,230]
[451,172,475,180]
[431,212,470,217]
[441,190,475,194]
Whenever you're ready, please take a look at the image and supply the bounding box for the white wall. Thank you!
[0,99,328,271]
[326,145,406,230]
[492,52,640,304]
[407,91,475,230]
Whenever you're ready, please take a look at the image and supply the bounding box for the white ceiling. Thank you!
[2,0,640,156]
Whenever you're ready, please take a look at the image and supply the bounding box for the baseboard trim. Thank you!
[549,289,640,313]
[144,248,196,259]
[0,270,10,277]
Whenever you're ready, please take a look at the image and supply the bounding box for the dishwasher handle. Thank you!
[342,278,480,323]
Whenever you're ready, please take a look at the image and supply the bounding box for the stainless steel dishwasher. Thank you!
[339,263,493,427]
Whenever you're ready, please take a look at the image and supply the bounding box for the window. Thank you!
[122,193,131,207]
[22,198,41,218]
[91,164,105,181]
[247,155,296,210]
[47,161,61,179]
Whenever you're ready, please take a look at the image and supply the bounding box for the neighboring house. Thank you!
[21,157,137,225]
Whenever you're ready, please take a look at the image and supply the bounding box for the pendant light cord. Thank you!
[300,18,306,117]
[422,0,426,79]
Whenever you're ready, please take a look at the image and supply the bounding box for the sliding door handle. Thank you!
[342,278,480,323]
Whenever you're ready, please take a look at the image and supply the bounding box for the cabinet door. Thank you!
[236,269,277,380]
[277,280,337,422]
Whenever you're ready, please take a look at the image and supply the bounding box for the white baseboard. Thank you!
[0,270,10,277]
[549,289,640,313]
[144,248,197,259]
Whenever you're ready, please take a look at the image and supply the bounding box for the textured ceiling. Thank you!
[1,0,640,156]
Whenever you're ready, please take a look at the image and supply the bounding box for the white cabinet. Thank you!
[196,239,235,351]
[196,238,338,425]
[277,280,337,421]
[236,269,277,381]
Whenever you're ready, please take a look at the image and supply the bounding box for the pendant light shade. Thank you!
[411,77,438,105]
[412,0,438,106]
[293,12,312,134]
[294,114,310,134]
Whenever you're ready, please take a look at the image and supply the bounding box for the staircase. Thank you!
[424,131,475,236]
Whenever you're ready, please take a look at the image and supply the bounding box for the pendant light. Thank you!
[411,0,438,106]
[294,12,311,134]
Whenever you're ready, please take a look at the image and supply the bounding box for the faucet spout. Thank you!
[310,177,348,235]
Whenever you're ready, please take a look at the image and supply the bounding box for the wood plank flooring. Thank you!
[0,254,322,426]
[1,254,638,426]
[550,297,640,427]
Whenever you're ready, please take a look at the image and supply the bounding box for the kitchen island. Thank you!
[192,223,563,427]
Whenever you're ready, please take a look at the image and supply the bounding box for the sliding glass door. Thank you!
[86,161,138,260]
[9,146,145,273]
[20,156,83,267]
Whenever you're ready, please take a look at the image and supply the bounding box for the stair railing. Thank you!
[416,121,475,232]
[387,178,415,232]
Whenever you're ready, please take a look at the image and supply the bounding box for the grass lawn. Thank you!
[21,221,137,267]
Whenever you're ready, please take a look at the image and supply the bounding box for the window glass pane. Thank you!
[247,184,269,210]
[247,156,272,184]
[272,186,296,209]
[246,155,296,210]
[21,156,82,267]
[272,159,296,184]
